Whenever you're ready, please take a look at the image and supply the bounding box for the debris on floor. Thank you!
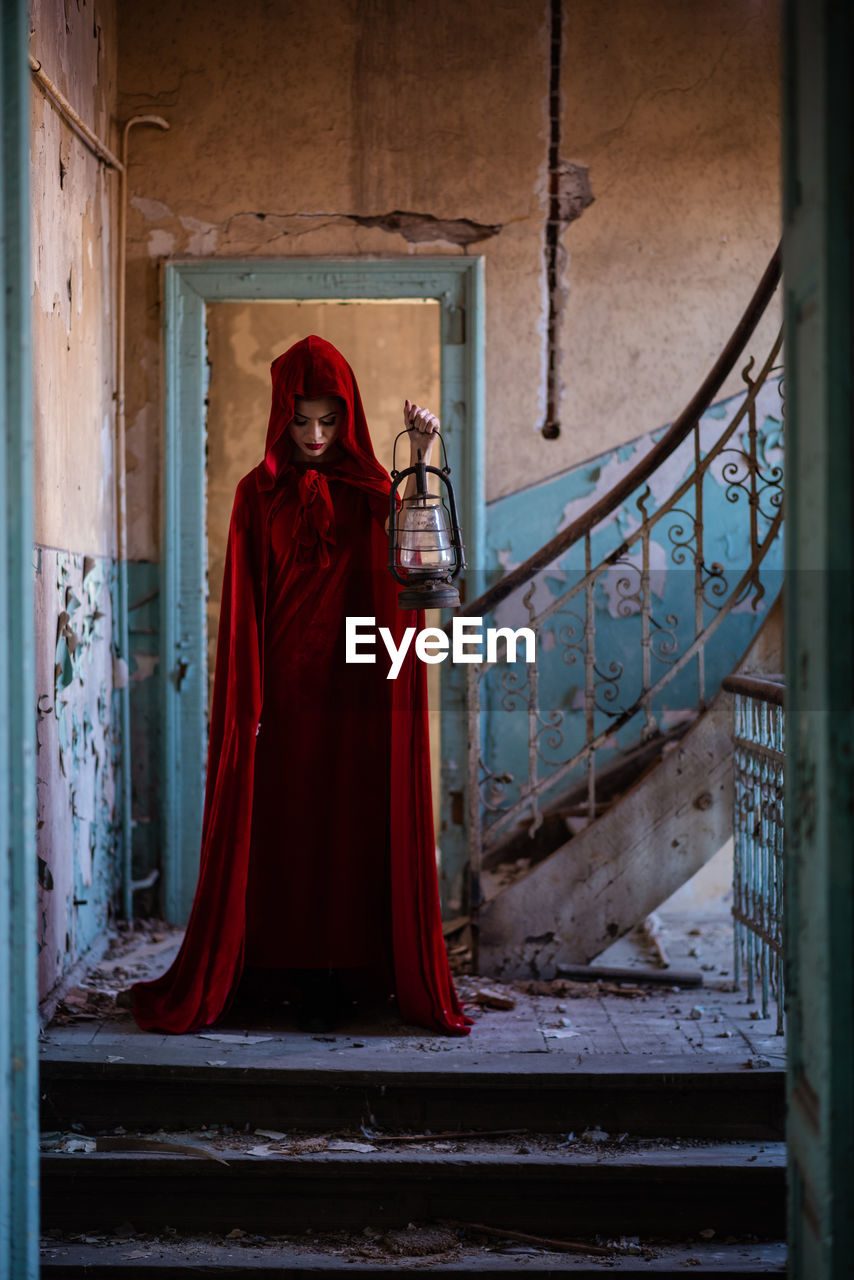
[378,1225,459,1257]
[511,976,653,999]
[40,894,785,1066]
[39,1229,786,1273]
[47,919,183,1024]
[470,987,517,1010]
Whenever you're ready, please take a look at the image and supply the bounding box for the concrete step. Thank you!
[41,1142,786,1239]
[39,1050,785,1140]
[40,1238,788,1276]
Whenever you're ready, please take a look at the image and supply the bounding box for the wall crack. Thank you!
[217,208,502,249]
[541,0,594,439]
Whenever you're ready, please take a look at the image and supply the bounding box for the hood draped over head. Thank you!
[258,335,391,504]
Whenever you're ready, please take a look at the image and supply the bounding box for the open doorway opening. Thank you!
[204,298,443,835]
[160,257,483,929]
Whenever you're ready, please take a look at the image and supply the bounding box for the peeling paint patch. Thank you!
[130,653,159,683]
[349,210,501,247]
[131,195,174,221]
[36,547,120,988]
[179,214,219,254]
[147,228,177,258]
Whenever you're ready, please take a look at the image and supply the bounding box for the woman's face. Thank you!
[288,396,343,462]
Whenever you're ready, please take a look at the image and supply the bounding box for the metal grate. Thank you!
[725,677,785,1034]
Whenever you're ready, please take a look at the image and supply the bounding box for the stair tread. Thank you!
[39,1238,788,1275]
[42,1142,785,1239]
[40,1044,783,1078]
[42,1141,786,1170]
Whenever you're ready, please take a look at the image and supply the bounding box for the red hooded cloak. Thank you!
[130,336,470,1036]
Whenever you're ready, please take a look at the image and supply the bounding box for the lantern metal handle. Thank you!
[390,428,451,479]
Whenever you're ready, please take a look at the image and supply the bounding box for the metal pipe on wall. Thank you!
[29,54,124,170]
[30,48,169,920]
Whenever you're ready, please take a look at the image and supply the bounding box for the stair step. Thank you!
[40,1051,785,1139]
[41,1144,785,1239]
[40,1238,788,1277]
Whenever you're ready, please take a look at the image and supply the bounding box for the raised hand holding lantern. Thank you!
[388,422,465,610]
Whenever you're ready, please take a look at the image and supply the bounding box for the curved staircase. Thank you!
[478,600,782,979]
[454,248,784,978]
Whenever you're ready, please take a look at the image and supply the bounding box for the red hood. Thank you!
[259,334,391,500]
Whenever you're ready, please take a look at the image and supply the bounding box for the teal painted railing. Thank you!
[724,674,786,1035]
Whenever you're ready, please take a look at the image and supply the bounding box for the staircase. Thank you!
[478,598,783,979]
[40,1028,786,1274]
[456,248,784,976]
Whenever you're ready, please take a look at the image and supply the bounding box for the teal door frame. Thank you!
[0,0,38,1272]
[162,257,485,924]
[783,0,854,1273]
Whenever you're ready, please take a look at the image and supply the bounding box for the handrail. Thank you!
[458,243,781,623]
[727,672,785,1032]
[723,673,785,707]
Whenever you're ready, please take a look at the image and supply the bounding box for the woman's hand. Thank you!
[404,400,440,465]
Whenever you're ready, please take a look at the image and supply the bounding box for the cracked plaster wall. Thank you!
[118,0,780,563]
[31,0,122,999]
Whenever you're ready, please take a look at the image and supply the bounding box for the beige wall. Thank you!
[118,0,780,563]
[556,2,782,467]
[31,0,118,556]
[30,0,120,999]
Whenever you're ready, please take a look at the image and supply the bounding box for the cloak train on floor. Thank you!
[131,335,470,1036]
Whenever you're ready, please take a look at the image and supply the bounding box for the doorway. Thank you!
[204,298,443,832]
[161,258,484,925]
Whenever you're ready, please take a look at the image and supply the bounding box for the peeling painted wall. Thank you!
[478,377,785,832]
[118,0,780,562]
[31,0,122,1000]
[35,549,119,995]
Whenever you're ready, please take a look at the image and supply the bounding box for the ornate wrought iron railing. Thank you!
[458,247,784,927]
[722,674,785,1034]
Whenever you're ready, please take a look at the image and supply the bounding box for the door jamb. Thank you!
[161,256,485,923]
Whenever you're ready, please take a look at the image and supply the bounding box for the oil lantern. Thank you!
[388,429,465,609]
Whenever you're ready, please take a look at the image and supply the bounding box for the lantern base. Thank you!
[397,580,461,610]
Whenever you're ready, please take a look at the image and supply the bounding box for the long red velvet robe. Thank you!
[131,336,470,1036]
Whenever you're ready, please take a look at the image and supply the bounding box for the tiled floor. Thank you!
[41,902,784,1070]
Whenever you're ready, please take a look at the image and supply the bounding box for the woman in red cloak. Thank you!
[130,335,471,1036]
